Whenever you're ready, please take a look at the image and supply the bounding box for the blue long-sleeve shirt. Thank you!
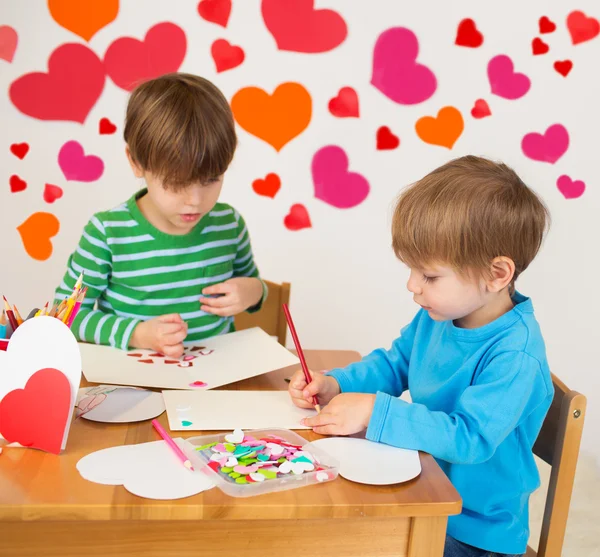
[328,293,553,554]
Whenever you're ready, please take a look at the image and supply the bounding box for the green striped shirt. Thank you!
[55,189,266,350]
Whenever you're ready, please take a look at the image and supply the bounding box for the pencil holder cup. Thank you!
[0,316,82,454]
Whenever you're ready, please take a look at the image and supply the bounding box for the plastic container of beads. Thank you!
[188,428,339,498]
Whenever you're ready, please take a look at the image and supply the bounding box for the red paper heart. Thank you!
[0,368,71,454]
[471,99,491,119]
[284,204,311,231]
[197,0,231,27]
[539,16,556,34]
[104,22,187,92]
[567,10,599,45]
[554,60,573,77]
[261,0,347,53]
[328,87,359,118]
[455,18,484,48]
[376,126,400,150]
[99,117,117,134]
[10,142,29,159]
[9,174,27,193]
[43,183,63,204]
[252,173,281,198]
[9,43,105,124]
[211,39,245,72]
[532,37,549,55]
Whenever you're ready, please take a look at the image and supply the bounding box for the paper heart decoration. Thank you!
[312,145,370,208]
[43,184,63,204]
[567,10,599,45]
[521,124,569,164]
[278,459,314,474]
[556,175,585,199]
[211,39,244,72]
[48,0,119,41]
[197,0,231,27]
[376,126,400,150]
[231,82,312,151]
[0,316,81,453]
[328,87,359,118]
[539,16,556,34]
[17,212,60,261]
[9,175,27,193]
[104,22,187,92]
[261,0,347,53]
[225,428,244,443]
[10,142,29,159]
[99,117,117,134]
[266,442,284,456]
[0,25,18,62]
[415,106,464,149]
[252,173,281,198]
[487,54,531,100]
[9,43,105,124]
[471,99,491,119]
[284,204,311,231]
[554,60,573,77]
[371,27,437,105]
[455,18,484,47]
[58,140,104,182]
[532,37,549,55]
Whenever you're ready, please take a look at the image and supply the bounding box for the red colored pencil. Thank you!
[2,296,19,332]
[282,303,321,413]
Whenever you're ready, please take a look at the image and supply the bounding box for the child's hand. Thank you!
[288,369,340,409]
[200,277,263,316]
[301,393,376,435]
[129,314,188,358]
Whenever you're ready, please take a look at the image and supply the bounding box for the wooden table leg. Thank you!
[408,516,448,557]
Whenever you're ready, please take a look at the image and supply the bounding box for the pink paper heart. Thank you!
[488,55,531,100]
[234,464,259,474]
[58,140,104,182]
[371,27,436,105]
[521,124,569,164]
[312,145,370,208]
[556,175,585,199]
[0,25,18,62]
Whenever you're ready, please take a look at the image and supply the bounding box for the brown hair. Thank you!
[392,155,550,289]
[124,73,237,189]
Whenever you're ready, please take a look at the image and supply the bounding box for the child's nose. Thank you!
[406,274,422,294]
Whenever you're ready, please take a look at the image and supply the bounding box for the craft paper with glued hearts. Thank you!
[0,316,82,453]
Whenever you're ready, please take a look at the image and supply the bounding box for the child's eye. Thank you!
[423,275,437,283]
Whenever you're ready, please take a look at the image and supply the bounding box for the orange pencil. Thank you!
[2,296,19,331]
[12,305,24,325]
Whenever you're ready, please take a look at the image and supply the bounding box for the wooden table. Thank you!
[0,350,461,557]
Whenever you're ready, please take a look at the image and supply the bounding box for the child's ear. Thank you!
[487,257,515,292]
[125,146,144,178]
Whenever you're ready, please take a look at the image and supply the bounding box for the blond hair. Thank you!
[124,73,237,189]
[392,156,550,289]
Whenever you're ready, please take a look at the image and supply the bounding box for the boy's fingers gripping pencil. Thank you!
[282,303,321,413]
[151,419,195,471]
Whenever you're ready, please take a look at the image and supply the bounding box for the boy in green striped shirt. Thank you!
[54,73,266,358]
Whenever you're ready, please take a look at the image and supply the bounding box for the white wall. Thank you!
[1,0,599,461]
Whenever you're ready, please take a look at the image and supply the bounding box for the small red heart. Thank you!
[190,380,207,387]
[328,87,359,118]
[211,39,245,72]
[127,352,143,357]
[99,117,117,134]
[284,204,311,231]
[0,368,72,455]
[455,18,484,48]
[165,360,180,364]
[554,60,573,77]
[252,173,281,198]
[10,142,29,159]
[197,0,231,27]
[376,126,400,150]
[43,183,63,204]
[471,99,492,119]
[9,174,27,193]
[532,37,549,55]
[539,16,556,34]
[567,10,600,45]
[138,359,154,364]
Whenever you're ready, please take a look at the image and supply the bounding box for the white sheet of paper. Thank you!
[76,438,214,500]
[306,437,421,485]
[80,327,299,390]
[76,385,165,423]
[162,390,315,431]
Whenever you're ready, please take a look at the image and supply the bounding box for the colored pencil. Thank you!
[151,419,194,471]
[13,305,24,325]
[2,296,19,332]
[66,288,86,328]
[0,310,6,339]
[282,303,321,413]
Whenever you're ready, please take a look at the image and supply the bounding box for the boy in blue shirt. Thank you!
[289,156,553,557]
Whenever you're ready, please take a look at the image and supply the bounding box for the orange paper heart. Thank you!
[48,0,119,41]
[231,83,312,151]
[415,106,464,149]
[17,212,60,261]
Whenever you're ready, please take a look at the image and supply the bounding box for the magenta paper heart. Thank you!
[371,27,436,105]
[312,146,370,209]
[521,124,569,164]
[556,175,585,199]
[488,55,531,100]
[58,140,104,182]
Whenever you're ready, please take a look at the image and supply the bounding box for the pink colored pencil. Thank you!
[151,419,194,471]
